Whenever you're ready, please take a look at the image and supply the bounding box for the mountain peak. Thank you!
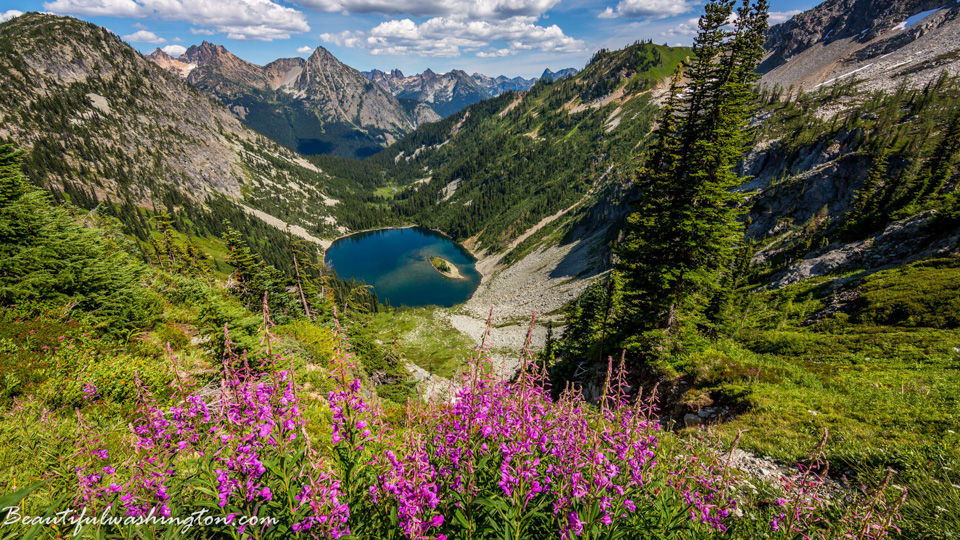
[540,68,578,81]
[146,48,174,61]
[182,41,233,67]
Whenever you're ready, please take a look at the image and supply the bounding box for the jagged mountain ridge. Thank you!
[0,13,344,242]
[362,67,579,118]
[362,68,539,117]
[361,68,493,118]
[759,0,960,92]
[148,42,439,158]
[470,73,538,95]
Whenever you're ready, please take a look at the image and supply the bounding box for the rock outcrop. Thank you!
[760,0,960,92]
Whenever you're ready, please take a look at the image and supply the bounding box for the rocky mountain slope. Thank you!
[148,42,439,158]
[0,13,345,249]
[742,0,960,287]
[739,74,960,289]
[363,68,538,117]
[759,0,960,93]
[362,68,493,118]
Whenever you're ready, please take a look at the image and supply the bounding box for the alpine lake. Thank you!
[323,227,482,308]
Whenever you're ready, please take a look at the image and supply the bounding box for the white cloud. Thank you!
[43,0,309,41]
[132,21,147,29]
[599,0,694,20]
[122,29,166,42]
[660,17,699,37]
[0,10,24,22]
[301,0,560,20]
[190,27,215,35]
[476,48,511,57]
[322,15,584,58]
[297,45,313,53]
[161,44,186,56]
[768,10,801,24]
[659,9,795,38]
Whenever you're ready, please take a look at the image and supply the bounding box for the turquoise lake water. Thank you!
[323,227,481,308]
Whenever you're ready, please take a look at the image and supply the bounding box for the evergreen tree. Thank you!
[843,148,891,237]
[0,144,153,332]
[616,0,768,337]
[916,111,960,202]
[223,227,298,315]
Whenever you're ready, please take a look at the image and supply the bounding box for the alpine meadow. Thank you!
[1,0,960,538]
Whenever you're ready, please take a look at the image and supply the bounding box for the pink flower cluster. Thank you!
[368,326,739,539]
[292,465,351,538]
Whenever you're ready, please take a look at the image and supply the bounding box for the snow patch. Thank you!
[893,7,946,31]
[814,64,873,89]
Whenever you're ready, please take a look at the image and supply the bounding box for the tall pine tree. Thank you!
[616,0,768,337]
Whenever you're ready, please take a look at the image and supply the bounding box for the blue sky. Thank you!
[0,0,817,78]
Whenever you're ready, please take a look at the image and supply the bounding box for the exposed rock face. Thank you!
[768,213,960,288]
[264,57,306,89]
[760,0,960,92]
[739,130,871,242]
[147,42,437,156]
[145,48,196,78]
[292,46,434,134]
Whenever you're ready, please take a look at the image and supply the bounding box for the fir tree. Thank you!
[616,0,769,337]
[0,144,152,332]
[843,148,891,237]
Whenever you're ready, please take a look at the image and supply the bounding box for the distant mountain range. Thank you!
[147,42,439,158]
[361,67,577,118]
[147,41,577,156]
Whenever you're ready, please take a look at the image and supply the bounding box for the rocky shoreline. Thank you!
[439,226,610,363]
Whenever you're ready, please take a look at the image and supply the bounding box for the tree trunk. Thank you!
[293,253,312,320]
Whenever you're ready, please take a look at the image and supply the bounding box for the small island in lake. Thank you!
[429,256,463,279]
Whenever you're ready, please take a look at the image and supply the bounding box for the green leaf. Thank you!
[0,482,44,510]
